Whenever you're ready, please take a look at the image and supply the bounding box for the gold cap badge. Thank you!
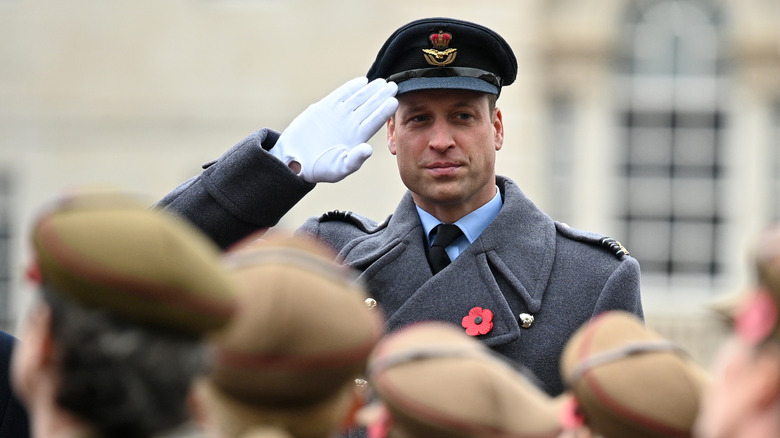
[422,30,457,66]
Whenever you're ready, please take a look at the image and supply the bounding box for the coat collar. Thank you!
[341,176,557,323]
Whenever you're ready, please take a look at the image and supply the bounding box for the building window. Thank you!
[615,0,728,287]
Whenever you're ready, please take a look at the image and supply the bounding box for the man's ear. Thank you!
[387,118,397,155]
[493,107,504,152]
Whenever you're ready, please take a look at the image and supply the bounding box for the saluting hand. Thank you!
[271,76,398,183]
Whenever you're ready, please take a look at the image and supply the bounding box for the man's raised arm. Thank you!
[155,77,397,249]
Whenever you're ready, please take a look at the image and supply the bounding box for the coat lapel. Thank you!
[473,176,557,314]
[340,191,432,316]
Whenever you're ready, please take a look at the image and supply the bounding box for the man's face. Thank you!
[387,89,503,222]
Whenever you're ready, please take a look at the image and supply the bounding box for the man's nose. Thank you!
[428,119,455,152]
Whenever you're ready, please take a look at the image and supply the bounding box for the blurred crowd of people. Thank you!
[3,188,777,438]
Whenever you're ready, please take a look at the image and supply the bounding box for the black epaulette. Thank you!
[555,222,630,260]
[319,210,389,234]
[599,236,630,258]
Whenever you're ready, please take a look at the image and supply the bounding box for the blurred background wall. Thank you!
[2,0,779,367]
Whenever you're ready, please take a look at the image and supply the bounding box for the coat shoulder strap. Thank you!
[555,222,630,259]
[319,210,391,234]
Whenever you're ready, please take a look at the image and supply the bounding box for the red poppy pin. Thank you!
[462,307,493,336]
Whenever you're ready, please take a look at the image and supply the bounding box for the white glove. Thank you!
[271,77,399,183]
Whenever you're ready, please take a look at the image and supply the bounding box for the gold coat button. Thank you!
[519,313,534,328]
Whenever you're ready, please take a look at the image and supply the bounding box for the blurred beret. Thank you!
[560,311,709,438]
[30,190,237,337]
[710,224,780,345]
[366,321,563,438]
[206,234,385,409]
[367,17,517,96]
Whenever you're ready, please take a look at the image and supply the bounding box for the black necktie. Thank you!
[428,224,463,274]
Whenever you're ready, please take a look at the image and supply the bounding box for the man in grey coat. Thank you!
[157,17,643,397]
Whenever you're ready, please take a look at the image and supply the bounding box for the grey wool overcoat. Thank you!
[157,128,644,396]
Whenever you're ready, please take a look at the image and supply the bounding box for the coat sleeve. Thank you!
[593,256,644,319]
[155,129,316,249]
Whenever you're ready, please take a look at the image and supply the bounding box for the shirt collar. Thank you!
[416,186,503,245]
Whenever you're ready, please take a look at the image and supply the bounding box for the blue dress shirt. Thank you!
[416,186,503,263]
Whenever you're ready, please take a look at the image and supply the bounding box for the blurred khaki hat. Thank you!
[30,189,237,336]
[364,321,563,438]
[201,234,385,434]
[560,311,709,438]
[707,224,780,344]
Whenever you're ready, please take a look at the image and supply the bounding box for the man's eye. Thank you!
[456,113,474,120]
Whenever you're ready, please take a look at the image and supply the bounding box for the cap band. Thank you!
[387,67,501,89]
[567,341,687,385]
[369,344,485,376]
[369,343,540,387]
[388,67,502,96]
